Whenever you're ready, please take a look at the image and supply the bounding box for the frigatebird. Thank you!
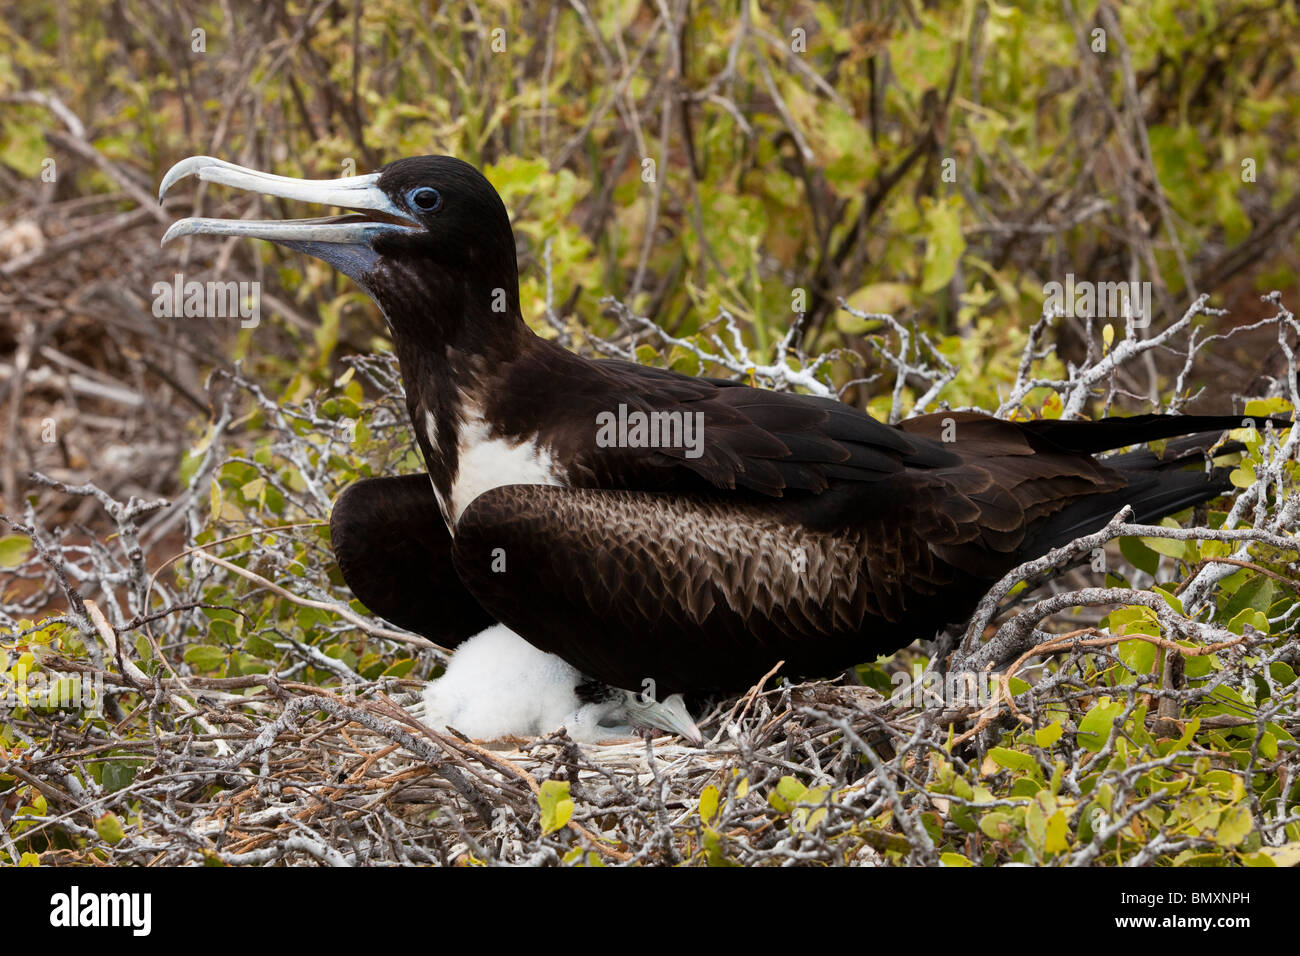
[160,154,1289,742]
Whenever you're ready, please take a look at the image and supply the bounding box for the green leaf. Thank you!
[96,812,125,845]
[1221,576,1275,623]
[1226,608,1269,636]
[634,343,663,367]
[950,803,977,832]
[243,634,277,658]
[0,534,32,569]
[698,785,720,825]
[988,747,1038,774]
[1214,805,1253,848]
[793,786,832,831]
[381,659,416,679]
[1077,698,1124,752]
[1258,731,1278,760]
[733,771,749,800]
[769,775,808,813]
[1045,809,1069,854]
[1009,777,1043,798]
[1154,588,1185,615]
[979,811,1016,841]
[702,827,736,867]
[239,477,267,504]
[920,197,967,294]
[1107,605,1158,634]
[1141,527,1187,560]
[1118,537,1159,576]
[101,762,137,793]
[940,852,974,867]
[1025,798,1046,849]
[1034,722,1064,748]
[538,779,574,835]
[1243,397,1293,418]
[183,645,227,671]
[1244,842,1300,866]
[1117,638,1157,674]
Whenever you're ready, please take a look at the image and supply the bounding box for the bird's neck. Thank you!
[403,329,525,506]
[370,255,529,415]
[372,266,576,525]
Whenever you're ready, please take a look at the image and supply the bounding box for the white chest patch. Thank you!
[426,400,565,527]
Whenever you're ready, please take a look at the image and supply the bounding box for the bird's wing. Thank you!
[554,360,963,496]
[556,360,1287,503]
[331,475,493,647]
[447,468,1056,694]
[561,363,1134,537]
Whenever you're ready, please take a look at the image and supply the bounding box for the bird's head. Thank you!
[159,155,522,335]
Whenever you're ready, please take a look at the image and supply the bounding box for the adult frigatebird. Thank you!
[160,154,1289,742]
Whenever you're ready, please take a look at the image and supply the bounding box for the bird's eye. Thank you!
[409,187,443,212]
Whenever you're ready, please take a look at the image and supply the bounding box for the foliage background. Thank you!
[1,0,1298,867]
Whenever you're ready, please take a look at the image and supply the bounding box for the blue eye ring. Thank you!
[409,186,443,212]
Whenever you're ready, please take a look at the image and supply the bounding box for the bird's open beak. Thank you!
[158,156,420,280]
[629,692,704,745]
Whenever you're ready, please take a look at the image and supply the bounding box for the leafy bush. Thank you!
[2,1,1299,866]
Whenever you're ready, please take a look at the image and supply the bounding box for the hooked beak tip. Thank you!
[158,154,218,204]
[160,219,194,246]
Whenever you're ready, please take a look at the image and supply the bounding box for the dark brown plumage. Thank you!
[329,474,492,645]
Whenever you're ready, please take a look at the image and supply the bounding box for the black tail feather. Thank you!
[1023,413,1291,456]
[1012,411,1290,560]
[1017,468,1232,561]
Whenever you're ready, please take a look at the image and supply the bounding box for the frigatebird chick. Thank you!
[158,155,1293,745]
[413,624,700,743]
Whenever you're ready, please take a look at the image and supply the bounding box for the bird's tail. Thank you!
[1014,413,1292,559]
[1021,413,1290,455]
[1015,469,1229,559]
